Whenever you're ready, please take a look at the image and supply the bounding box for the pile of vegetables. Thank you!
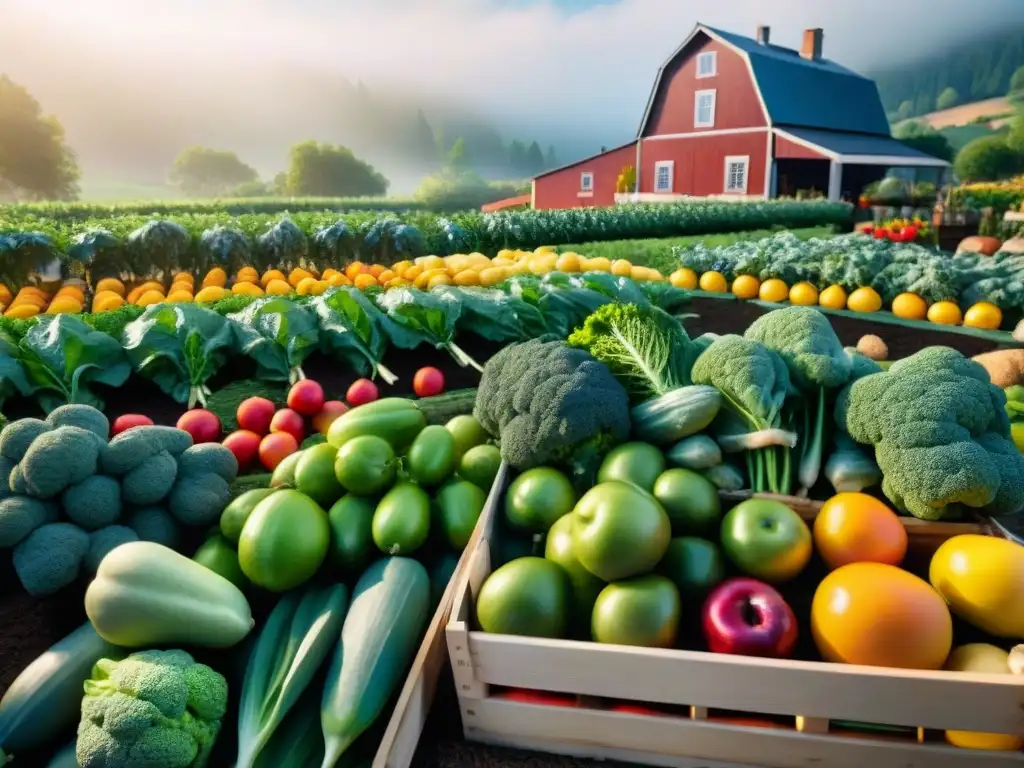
[0,392,503,766]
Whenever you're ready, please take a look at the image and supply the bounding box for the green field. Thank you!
[559,226,837,275]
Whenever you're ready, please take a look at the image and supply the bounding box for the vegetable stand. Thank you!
[445,478,1024,768]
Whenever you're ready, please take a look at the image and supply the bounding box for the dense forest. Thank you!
[872,26,1024,119]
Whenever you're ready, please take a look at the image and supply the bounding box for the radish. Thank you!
[112,414,154,436]
[177,409,222,444]
[259,432,299,471]
[223,430,262,472]
[413,367,445,397]
[270,408,305,442]
[287,379,325,416]
[347,378,379,406]
[237,396,276,435]
[312,400,349,435]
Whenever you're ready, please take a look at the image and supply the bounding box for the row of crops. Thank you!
[0,201,853,288]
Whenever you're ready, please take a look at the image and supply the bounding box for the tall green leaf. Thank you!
[229,298,320,384]
[310,287,397,384]
[375,287,482,371]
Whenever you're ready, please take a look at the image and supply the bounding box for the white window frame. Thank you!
[696,51,717,78]
[654,161,674,193]
[579,172,593,192]
[694,89,716,128]
[723,155,749,194]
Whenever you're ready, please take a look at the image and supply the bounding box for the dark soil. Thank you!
[0,308,1012,768]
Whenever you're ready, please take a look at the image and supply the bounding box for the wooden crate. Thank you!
[371,462,508,768]
[445,479,1024,768]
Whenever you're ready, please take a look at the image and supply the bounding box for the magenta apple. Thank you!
[702,577,797,658]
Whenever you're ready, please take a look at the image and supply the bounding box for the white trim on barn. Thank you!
[724,155,750,194]
[773,128,951,168]
[654,161,675,193]
[579,172,593,192]
[693,89,717,128]
[644,126,767,141]
[773,128,838,158]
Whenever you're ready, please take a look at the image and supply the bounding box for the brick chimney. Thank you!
[756,26,770,45]
[801,28,823,60]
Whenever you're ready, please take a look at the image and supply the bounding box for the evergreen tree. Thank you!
[412,109,439,167]
[545,144,558,169]
[524,141,545,175]
[508,140,527,174]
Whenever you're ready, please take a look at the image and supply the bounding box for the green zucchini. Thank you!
[237,583,349,768]
[326,399,426,452]
[416,388,478,425]
[85,540,254,648]
[320,556,431,768]
[0,622,122,758]
[631,385,722,445]
[254,688,325,768]
[666,434,722,470]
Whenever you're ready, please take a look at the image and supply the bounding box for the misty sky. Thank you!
[4,0,1022,194]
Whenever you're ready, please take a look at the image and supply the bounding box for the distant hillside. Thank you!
[917,97,1013,129]
[872,27,1024,119]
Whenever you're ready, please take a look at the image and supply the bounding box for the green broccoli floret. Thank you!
[176,444,238,483]
[77,649,228,768]
[21,426,101,499]
[63,475,123,530]
[127,507,181,549]
[102,426,193,476]
[845,347,884,381]
[744,307,852,494]
[691,335,796,494]
[13,522,89,596]
[837,346,1024,520]
[122,450,178,506]
[85,525,139,573]
[46,404,110,441]
[0,496,58,547]
[0,457,13,500]
[0,418,51,462]
[168,474,232,527]
[472,339,631,486]
[8,464,25,494]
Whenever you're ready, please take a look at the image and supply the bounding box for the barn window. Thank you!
[724,155,749,194]
[580,172,593,192]
[694,89,716,128]
[654,161,674,193]
[697,51,717,78]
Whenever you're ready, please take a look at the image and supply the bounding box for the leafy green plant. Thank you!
[229,298,320,384]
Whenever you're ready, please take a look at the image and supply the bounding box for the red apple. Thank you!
[222,430,262,471]
[269,408,305,442]
[237,396,276,435]
[112,413,153,437]
[176,409,221,444]
[701,577,797,658]
[413,366,445,397]
[347,378,379,406]
[259,432,299,471]
[287,379,325,416]
[312,400,348,435]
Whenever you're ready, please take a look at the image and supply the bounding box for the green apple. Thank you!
[652,469,721,535]
[656,536,725,600]
[720,499,812,584]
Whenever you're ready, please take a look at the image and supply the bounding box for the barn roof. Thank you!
[638,24,892,138]
[776,126,950,166]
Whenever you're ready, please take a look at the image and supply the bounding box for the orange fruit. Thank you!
[698,271,727,293]
[166,289,194,303]
[811,562,952,669]
[353,273,378,290]
[4,304,39,319]
[265,279,292,296]
[891,292,927,320]
[345,262,369,281]
[46,296,83,314]
[731,274,760,299]
[295,276,320,296]
[231,282,264,296]
[368,264,387,279]
[56,285,85,303]
[789,282,818,306]
[320,268,340,281]
[327,273,352,287]
[0,285,12,306]
[288,268,313,288]
[555,253,582,273]
[391,260,413,278]
[454,270,481,286]
[202,268,227,288]
[414,269,446,290]
[261,269,286,288]
[963,301,1002,330]
[403,265,424,282]
[813,493,908,570]
[427,273,453,289]
[847,286,882,313]
[818,285,847,310]
[669,268,698,290]
[478,267,507,287]
[135,289,165,307]
[92,293,125,312]
[758,278,789,302]
[610,259,633,277]
[195,285,229,303]
[376,270,396,284]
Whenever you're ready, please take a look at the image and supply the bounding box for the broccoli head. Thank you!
[0,418,51,463]
[122,450,178,506]
[472,339,631,479]
[168,474,232,527]
[13,522,89,597]
[176,443,238,483]
[102,426,193,476]
[127,507,181,549]
[64,475,123,530]
[0,496,59,548]
[744,307,851,391]
[77,649,228,768]
[836,346,1024,520]
[85,525,139,573]
[46,404,110,441]
[21,426,101,499]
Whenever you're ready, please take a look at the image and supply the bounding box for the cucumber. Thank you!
[418,388,478,425]
[85,541,254,648]
[0,622,122,758]
[320,557,431,768]
[327,399,425,452]
[630,385,722,445]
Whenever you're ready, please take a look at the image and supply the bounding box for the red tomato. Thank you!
[347,378,379,406]
[287,379,326,416]
[312,400,349,435]
[873,228,887,239]
[176,409,221,444]
[222,430,262,472]
[111,413,153,437]
[413,367,445,398]
[237,397,276,435]
[269,408,305,442]
[258,432,299,471]
[496,689,577,707]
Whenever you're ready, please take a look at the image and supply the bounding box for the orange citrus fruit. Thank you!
[813,493,908,569]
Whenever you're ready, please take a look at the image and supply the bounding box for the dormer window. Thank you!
[697,51,717,78]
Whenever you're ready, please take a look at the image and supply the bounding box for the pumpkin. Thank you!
[956,235,1002,256]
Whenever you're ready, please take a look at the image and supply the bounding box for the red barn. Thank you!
[531,23,949,209]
